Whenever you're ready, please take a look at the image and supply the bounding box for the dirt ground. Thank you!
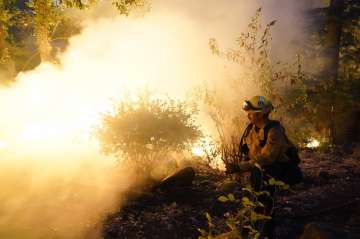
[103,145,360,239]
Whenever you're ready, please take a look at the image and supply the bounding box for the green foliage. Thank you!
[0,0,19,30]
[58,0,94,9]
[218,193,236,203]
[267,177,289,190]
[95,91,201,170]
[199,176,289,239]
[0,0,18,58]
[208,8,277,96]
[292,1,360,144]
[112,0,149,16]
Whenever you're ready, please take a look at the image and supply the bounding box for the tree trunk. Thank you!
[325,0,344,145]
[0,23,6,60]
[34,0,52,62]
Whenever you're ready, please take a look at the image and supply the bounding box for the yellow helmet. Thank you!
[242,95,274,113]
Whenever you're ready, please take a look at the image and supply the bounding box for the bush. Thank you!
[95,91,201,172]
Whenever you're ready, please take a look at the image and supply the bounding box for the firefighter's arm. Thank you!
[225,161,254,173]
[225,156,254,174]
[256,127,286,166]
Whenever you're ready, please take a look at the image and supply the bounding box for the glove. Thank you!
[225,163,240,174]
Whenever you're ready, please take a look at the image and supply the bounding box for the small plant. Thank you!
[198,176,289,239]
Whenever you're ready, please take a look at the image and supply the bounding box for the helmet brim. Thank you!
[242,100,263,112]
[244,109,264,113]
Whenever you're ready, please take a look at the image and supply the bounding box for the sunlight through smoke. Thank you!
[191,146,205,157]
[306,138,320,148]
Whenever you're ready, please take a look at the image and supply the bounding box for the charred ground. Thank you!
[103,145,360,239]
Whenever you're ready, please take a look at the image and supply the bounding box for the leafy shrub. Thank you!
[95,91,201,172]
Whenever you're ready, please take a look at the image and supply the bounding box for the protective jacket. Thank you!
[240,119,302,186]
[244,119,292,166]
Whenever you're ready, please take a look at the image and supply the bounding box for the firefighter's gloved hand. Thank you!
[238,161,254,172]
[225,163,240,174]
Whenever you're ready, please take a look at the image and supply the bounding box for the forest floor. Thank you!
[103,145,360,239]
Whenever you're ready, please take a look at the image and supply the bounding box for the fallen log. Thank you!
[157,167,195,191]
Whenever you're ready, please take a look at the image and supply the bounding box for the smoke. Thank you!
[0,0,311,238]
[0,157,142,238]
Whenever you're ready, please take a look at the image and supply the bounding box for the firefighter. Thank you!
[226,95,302,239]
[226,95,302,187]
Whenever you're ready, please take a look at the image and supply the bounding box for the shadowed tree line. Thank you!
[304,0,360,144]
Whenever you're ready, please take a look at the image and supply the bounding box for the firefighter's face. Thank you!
[247,111,264,124]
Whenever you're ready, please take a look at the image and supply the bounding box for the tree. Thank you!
[31,0,58,61]
[324,0,344,145]
[0,0,150,81]
[0,0,19,82]
[29,0,149,62]
[303,0,360,144]
[332,0,360,143]
[95,91,201,171]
